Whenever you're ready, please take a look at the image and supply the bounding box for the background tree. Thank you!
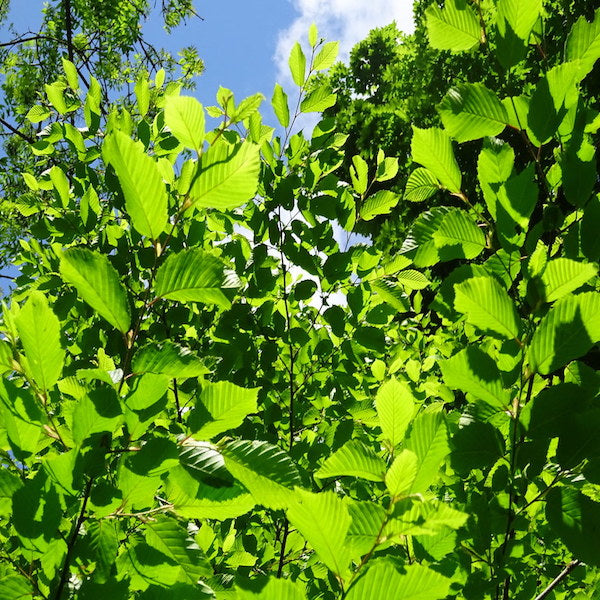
[0,0,204,270]
[321,0,599,249]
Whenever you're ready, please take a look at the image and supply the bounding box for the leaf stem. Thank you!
[533,560,581,600]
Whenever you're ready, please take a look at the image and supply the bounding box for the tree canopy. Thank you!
[0,1,599,599]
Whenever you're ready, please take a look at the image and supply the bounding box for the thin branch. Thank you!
[52,476,94,600]
[533,560,581,600]
[0,117,34,143]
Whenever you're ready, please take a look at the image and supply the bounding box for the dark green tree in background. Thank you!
[321,0,599,249]
[0,0,204,270]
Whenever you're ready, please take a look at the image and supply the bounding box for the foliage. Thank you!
[0,0,204,269]
[320,0,599,248]
[0,2,599,600]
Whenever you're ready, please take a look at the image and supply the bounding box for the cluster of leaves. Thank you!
[0,2,599,600]
[319,0,599,247]
[0,0,204,269]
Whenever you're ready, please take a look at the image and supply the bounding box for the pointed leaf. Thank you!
[144,516,211,583]
[272,84,290,128]
[289,42,306,86]
[405,406,449,494]
[287,489,351,577]
[164,95,205,153]
[540,259,597,303]
[133,342,207,378]
[347,561,451,600]
[411,127,462,194]
[440,346,511,410]
[315,440,386,482]
[385,450,418,497]
[404,168,441,202]
[189,140,260,210]
[237,578,306,600]
[433,208,486,260]
[188,380,259,439]
[15,291,64,391]
[425,0,480,52]
[155,248,239,308]
[313,41,339,71]
[360,190,399,221]
[438,83,508,142]
[566,8,600,78]
[375,379,415,447]
[454,276,521,340]
[528,292,600,375]
[220,440,301,509]
[60,248,131,333]
[103,131,168,239]
[300,86,336,113]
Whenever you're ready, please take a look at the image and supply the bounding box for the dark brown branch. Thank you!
[63,0,74,63]
[0,117,34,143]
[52,476,94,600]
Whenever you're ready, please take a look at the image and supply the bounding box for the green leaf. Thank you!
[454,276,522,340]
[237,578,306,600]
[397,270,431,291]
[144,516,211,583]
[289,42,306,86]
[0,378,45,458]
[432,208,486,260]
[425,0,481,52]
[566,8,600,78]
[220,439,301,509]
[45,82,68,113]
[300,86,336,113]
[346,561,451,600]
[272,83,290,128]
[189,140,260,210]
[477,139,514,218]
[287,489,351,577]
[582,196,600,261]
[88,520,118,583]
[411,127,462,194]
[154,248,239,308]
[540,258,597,303]
[496,0,543,67]
[528,292,600,375]
[546,487,600,567]
[313,41,339,70]
[0,575,33,600]
[188,380,259,440]
[126,373,169,410]
[360,190,399,221]
[166,465,254,520]
[103,131,168,239]
[164,95,205,153]
[15,291,64,391]
[308,23,318,48]
[315,440,386,481]
[439,347,511,410]
[135,73,150,117]
[385,450,418,497]
[496,163,538,231]
[375,379,415,447]
[371,280,411,312]
[404,168,441,202]
[405,406,449,494]
[438,83,508,142]
[26,105,50,123]
[133,342,207,378]
[350,155,369,195]
[71,388,122,445]
[60,248,131,333]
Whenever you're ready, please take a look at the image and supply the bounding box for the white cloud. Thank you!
[275,0,415,86]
